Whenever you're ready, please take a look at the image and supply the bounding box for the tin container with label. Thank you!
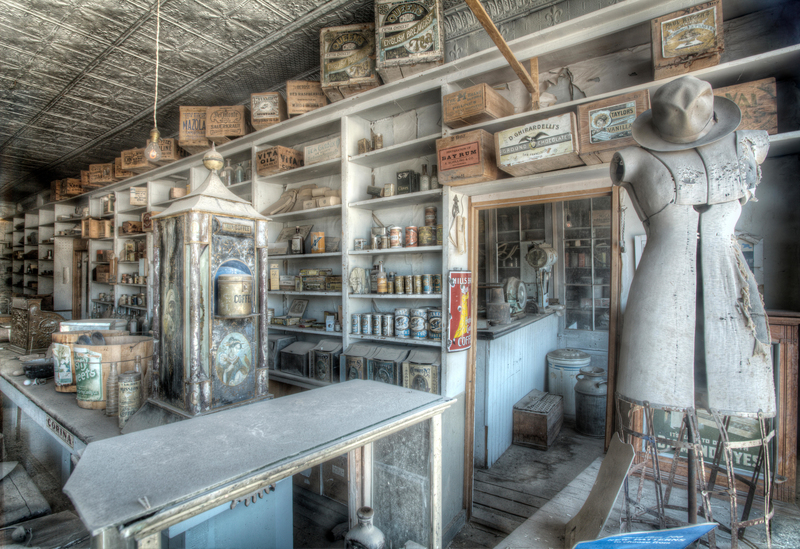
[384,182,395,197]
[437,224,443,245]
[418,226,436,246]
[371,234,381,250]
[311,232,326,254]
[361,313,373,335]
[404,275,413,294]
[414,275,423,294]
[387,272,395,294]
[118,370,142,429]
[410,308,428,339]
[217,274,253,316]
[405,226,418,247]
[382,314,394,337]
[422,274,433,294]
[372,314,382,336]
[351,313,362,334]
[394,275,405,294]
[425,207,437,226]
[389,226,403,248]
[395,308,410,338]
[355,238,368,250]
[433,274,442,294]
[380,235,390,249]
[428,309,443,340]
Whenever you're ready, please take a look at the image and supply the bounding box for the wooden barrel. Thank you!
[74,336,153,410]
[51,330,128,393]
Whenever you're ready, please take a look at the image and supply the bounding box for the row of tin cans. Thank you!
[387,273,441,295]
[355,224,443,250]
[351,308,442,341]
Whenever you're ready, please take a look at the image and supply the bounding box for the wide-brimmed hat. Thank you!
[631,76,741,152]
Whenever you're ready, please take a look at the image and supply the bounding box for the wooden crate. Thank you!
[81,170,90,186]
[130,188,147,206]
[88,163,114,186]
[436,129,499,186]
[496,112,583,176]
[251,92,287,130]
[81,219,112,239]
[256,146,303,177]
[178,106,212,153]
[443,83,515,129]
[169,187,187,200]
[513,389,563,451]
[577,90,650,165]
[205,106,249,144]
[121,148,157,174]
[304,136,341,166]
[293,466,321,494]
[121,221,143,235]
[142,211,161,232]
[286,81,329,117]
[146,138,187,165]
[651,0,723,81]
[375,0,445,83]
[320,23,381,102]
[114,158,134,180]
[62,178,83,196]
[714,78,778,134]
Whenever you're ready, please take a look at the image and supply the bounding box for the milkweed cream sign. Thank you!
[497,113,575,167]
[447,271,472,352]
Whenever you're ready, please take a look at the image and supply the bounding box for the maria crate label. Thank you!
[588,100,636,144]
[439,142,480,171]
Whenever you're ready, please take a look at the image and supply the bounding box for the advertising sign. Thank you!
[447,271,472,352]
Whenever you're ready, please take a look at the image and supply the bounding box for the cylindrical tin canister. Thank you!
[575,366,608,437]
[547,348,592,418]
[422,274,433,294]
[389,226,403,248]
[382,314,394,337]
[217,274,253,316]
[428,309,442,340]
[351,313,362,334]
[405,226,418,247]
[387,273,395,294]
[267,308,275,323]
[372,314,382,336]
[371,234,381,250]
[355,238,368,250]
[384,183,395,197]
[410,308,428,339]
[118,370,142,429]
[380,235,390,250]
[437,224,443,245]
[433,274,442,294]
[395,309,410,338]
[425,207,437,226]
[413,275,422,295]
[361,313,373,335]
[394,275,405,294]
[311,232,325,254]
[418,226,436,247]
[404,275,413,294]
[371,226,388,237]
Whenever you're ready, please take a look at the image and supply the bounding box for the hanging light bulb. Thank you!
[145,127,162,161]
[144,0,162,161]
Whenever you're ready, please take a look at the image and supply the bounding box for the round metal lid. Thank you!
[547,348,591,365]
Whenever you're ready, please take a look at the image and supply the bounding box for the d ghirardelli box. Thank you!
[436,129,499,186]
[651,0,723,81]
[713,78,778,135]
[121,148,157,174]
[256,146,303,177]
[178,106,211,153]
[577,90,650,165]
[251,92,287,130]
[495,113,583,176]
[320,24,381,103]
[443,83,515,129]
[375,0,445,83]
[286,81,329,117]
[304,136,341,166]
[205,106,249,144]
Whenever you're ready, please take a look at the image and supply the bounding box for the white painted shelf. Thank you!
[268,204,341,223]
[349,245,442,255]
[268,291,342,296]
[118,206,147,215]
[258,158,341,186]
[349,134,439,168]
[349,293,442,300]
[348,333,441,347]
[269,252,341,260]
[269,325,343,337]
[349,189,442,211]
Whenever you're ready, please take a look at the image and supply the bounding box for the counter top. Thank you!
[477,313,554,341]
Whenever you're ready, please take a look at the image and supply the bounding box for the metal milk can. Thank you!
[345,507,387,549]
[574,365,608,437]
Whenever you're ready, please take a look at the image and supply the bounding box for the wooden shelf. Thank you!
[348,333,441,347]
[349,189,442,211]
[120,233,147,238]
[349,245,442,255]
[349,134,439,168]
[268,204,341,223]
[119,305,148,311]
[257,158,341,186]
[268,325,342,337]
[114,283,147,287]
[118,206,147,215]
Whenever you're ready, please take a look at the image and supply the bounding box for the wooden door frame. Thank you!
[463,186,621,518]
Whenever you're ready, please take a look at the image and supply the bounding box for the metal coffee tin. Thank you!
[428,309,443,340]
[425,206,437,226]
[217,274,253,316]
[394,275,404,294]
[410,308,428,339]
[422,274,433,294]
[372,314,382,336]
[404,275,413,294]
[361,313,373,335]
[418,226,436,246]
[413,275,422,294]
[384,182,395,197]
[437,224,443,245]
[371,226,388,237]
[433,274,442,294]
[118,370,142,429]
[389,226,403,248]
[382,314,394,337]
[405,226,418,247]
[387,272,395,294]
[394,309,410,338]
[371,234,381,250]
[355,238,368,250]
[395,307,410,317]
[380,235,390,249]
[351,313,362,334]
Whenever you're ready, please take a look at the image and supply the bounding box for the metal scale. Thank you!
[525,243,557,310]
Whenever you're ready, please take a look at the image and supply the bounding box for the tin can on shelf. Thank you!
[355,238,368,250]
[418,226,436,247]
[394,275,405,294]
[437,224,443,245]
[404,275,413,294]
[217,274,253,316]
[361,313,373,335]
[351,313,362,334]
[422,274,433,294]
[387,272,395,294]
[371,234,381,250]
[267,308,275,323]
[425,206,437,226]
[389,226,403,248]
[384,183,395,197]
[405,226,418,247]
[395,308,410,338]
[382,314,394,337]
[428,309,442,340]
[413,275,423,295]
[380,235,390,250]
[410,308,428,339]
[311,232,325,254]
[372,314,382,336]
[433,274,442,294]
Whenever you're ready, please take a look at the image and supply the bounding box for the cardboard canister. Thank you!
[52,330,128,393]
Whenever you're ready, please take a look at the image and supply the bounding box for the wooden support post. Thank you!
[463,0,539,97]
[362,442,373,509]
[430,414,443,549]
[529,58,540,110]
[348,447,362,528]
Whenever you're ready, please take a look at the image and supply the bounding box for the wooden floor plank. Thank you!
[473,488,539,519]
[474,478,549,509]
[472,503,525,535]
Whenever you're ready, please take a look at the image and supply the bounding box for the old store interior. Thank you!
[1,0,799,547]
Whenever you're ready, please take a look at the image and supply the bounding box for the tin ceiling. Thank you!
[0,0,378,201]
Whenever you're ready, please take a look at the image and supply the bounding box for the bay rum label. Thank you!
[256,146,304,177]
[495,113,583,176]
[435,129,499,186]
[577,90,650,165]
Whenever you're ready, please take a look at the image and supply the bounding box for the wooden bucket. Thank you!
[52,330,128,393]
[73,336,153,410]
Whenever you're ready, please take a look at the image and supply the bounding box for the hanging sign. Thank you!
[447,270,472,352]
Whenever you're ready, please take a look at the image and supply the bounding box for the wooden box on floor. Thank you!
[577,90,650,165]
[256,146,303,177]
[375,0,444,83]
[286,81,329,117]
[179,106,212,154]
[436,129,499,186]
[320,23,381,102]
[206,106,249,145]
[713,77,778,134]
[495,112,583,176]
[651,0,723,81]
[513,389,563,451]
[251,92,287,130]
[443,83,515,129]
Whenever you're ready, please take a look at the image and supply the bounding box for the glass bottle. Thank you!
[233,161,246,185]
[220,159,234,187]
[344,507,387,549]
[430,165,439,189]
[420,164,430,191]
[376,261,387,294]
[290,226,305,255]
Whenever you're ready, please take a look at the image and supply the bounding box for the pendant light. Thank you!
[143,0,162,162]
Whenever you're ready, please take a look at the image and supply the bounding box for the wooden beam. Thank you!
[463,0,540,96]
[463,198,479,520]
[605,185,622,451]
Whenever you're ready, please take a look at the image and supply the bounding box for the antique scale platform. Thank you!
[133,146,271,423]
